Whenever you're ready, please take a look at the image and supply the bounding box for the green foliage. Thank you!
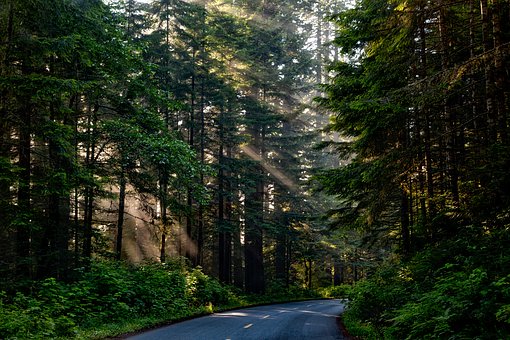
[321,1,510,338]
[263,281,320,301]
[0,259,331,339]
[318,285,352,299]
[343,230,510,339]
[0,260,237,339]
[186,268,232,307]
[0,289,78,339]
[387,268,510,339]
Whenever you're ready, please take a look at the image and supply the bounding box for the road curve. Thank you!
[126,299,346,340]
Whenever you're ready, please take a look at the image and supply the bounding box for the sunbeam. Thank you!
[241,145,298,192]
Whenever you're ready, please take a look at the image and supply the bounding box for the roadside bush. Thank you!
[0,260,234,339]
[129,263,188,316]
[186,268,232,307]
[387,268,510,339]
[0,288,77,339]
[263,280,319,301]
[318,284,352,299]
[344,262,411,335]
[343,229,510,339]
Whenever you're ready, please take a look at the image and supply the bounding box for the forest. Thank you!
[1,0,509,339]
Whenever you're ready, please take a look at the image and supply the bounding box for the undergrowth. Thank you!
[0,260,324,339]
[342,228,510,339]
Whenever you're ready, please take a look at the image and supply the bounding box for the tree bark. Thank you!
[82,103,98,261]
[480,0,497,142]
[115,167,126,261]
[16,106,31,278]
[401,186,411,255]
[160,172,169,263]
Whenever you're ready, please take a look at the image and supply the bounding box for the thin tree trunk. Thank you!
[186,48,197,265]
[16,106,31,278]
[218,116,232,283]
[197,44,206,267]
[233,218,244,289]
[438,1,460,209]
[333,261,343,285]
[48,106,71,280]
[160,172,168,263]
[401,186,411,255]
[417,4,431,228]
[275,230,287,284]
[83,103,98,261]
[492,0,509,142]
[316,1,323,84]
[115,167,126,261]
[481,0,497,142]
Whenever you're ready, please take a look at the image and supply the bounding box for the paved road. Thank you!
[127,299,346,340]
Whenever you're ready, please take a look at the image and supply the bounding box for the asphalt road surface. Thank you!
[126,299,346,340]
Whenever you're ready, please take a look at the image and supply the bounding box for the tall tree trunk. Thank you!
[232,147,244,289]
[47,106,71,280]
[438,1,460,209]
[197,48,206,267]
[160,171,169,263]
[16,106,31,278]
[275,228,287,284]
[244,176,264,293]
[333,261,343,285]
[244,86,266,293]
[401,186,411,255]
[1,0,14,73]
[218,116,232,283]
[82,103,98,261]
[0,0,16,276]
[71,93,81,267]
[492,0,509,143]
[186,48,197,265]
[417,3,430,230]
[233,218,244,289]
[316,1,323,84]
[481,0,497,142]
[115,166,126,261]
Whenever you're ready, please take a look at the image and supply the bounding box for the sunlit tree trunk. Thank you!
[82,102,98,261]
[197,38,206,266]
[218,105,233,283]
[316,0,323,84]
[244,109,265,293]
[159,174,168,263]
[186,47,197,265]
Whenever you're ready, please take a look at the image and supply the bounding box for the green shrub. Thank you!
[0,260,332,339]
[344,262,412,337]
[387,268,510,339]
[186,268,232,307]
[0,290,77,339]
[319,284,352,298]
[0,260,241,339]
[342,229,510,339]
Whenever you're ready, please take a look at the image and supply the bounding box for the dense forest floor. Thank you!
[0,260,348,339]
[340,228,510,339]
